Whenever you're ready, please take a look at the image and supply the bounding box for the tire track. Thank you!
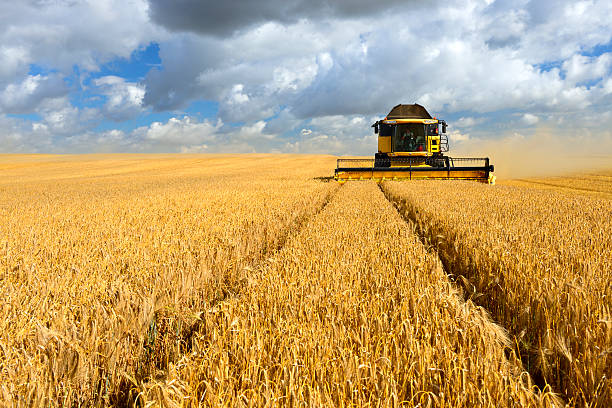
[378,182,565,406]
[514,179,611,195]
[171,182,553,406]
[116,183,342,405]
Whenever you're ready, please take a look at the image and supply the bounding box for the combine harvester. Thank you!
[334,104,495,184]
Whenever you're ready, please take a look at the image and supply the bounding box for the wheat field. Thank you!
[0,155,610,407]
[383,179,611,407]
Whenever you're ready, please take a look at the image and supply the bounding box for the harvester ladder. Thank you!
[440,134,449,152]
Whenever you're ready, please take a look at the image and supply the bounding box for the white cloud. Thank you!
[0,46,30,82]
[0,74,68,114]
[289,114,376,155]
[271,60,318,92]
[0,114,54,153]
[563,53,612,84]
[141,116,221,145]
[0,0,159,83]
[455,117,483,128]
[94,76,145,121]
[36,97,99,136]
[448,129,470,143]
[138,0,612,136]
[1,0,612,154]
[521,113,539,126]
[284,133,346,154]
[129,116,272,153]
[603,78,612,94]
[227,84,249,104]
[235,120,271,140]
[317,52,333,72]
[180,144,209,153]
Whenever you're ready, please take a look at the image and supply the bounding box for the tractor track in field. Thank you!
[377,182,562,403]
[513,178,612,195]
[116,183,342,405]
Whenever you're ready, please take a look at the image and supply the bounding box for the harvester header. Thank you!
[334,104,495,184]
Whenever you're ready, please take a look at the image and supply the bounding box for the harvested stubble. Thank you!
[0,154,337,406]
[383,180,612,407]
[501,171,612,199]
[161,182,556,407]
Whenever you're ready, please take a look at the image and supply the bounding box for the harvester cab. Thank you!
[334,104,495,184]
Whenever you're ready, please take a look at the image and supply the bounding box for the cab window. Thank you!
[379,123,392,137]
[394,124,426,152]
[427,124,439,135]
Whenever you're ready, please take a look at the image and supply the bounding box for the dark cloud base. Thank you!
[148,0,412,37]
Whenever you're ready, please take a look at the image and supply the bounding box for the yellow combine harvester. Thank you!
[334,104,495,184]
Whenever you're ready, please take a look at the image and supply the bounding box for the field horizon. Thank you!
[1,152,611,181]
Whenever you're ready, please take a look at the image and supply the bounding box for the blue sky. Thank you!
[1,0,611,155]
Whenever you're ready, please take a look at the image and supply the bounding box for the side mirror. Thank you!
[374,123,379,134]
[442,122,447,133]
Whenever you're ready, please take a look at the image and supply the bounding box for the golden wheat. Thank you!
[383,180,611,407]
[145,182,557,407]
[1,155,606,407]
[0,154,337,405]
[501,170,612,199]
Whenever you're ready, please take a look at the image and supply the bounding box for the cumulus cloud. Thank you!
[604,78,612,94]
[282,114,377,155]
[0,99,99,153]
[0,73,68,114]
[128,117,273,153]
[562,53,612,85]
[521,113,539,126]
[455,117,484,128]
[0,46,30,83]
[1,0,612,156]
[0,0,158,83]
[485,0,612,63]
[36,97,99,136]
[94,76,145,121]
[142,0,612,130]
[139,116,221,146]
[448,129,470,143]
[142,21,345,117]
[0,115,52,153]
[0,0,163,150]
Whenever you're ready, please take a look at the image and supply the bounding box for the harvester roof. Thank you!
[386,104,432,119]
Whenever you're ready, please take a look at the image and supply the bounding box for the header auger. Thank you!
[334,104,495,184]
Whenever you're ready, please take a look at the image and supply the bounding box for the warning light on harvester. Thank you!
[334,104,494,184]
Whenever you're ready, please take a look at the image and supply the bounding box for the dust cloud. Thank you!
[452,127,612,180]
